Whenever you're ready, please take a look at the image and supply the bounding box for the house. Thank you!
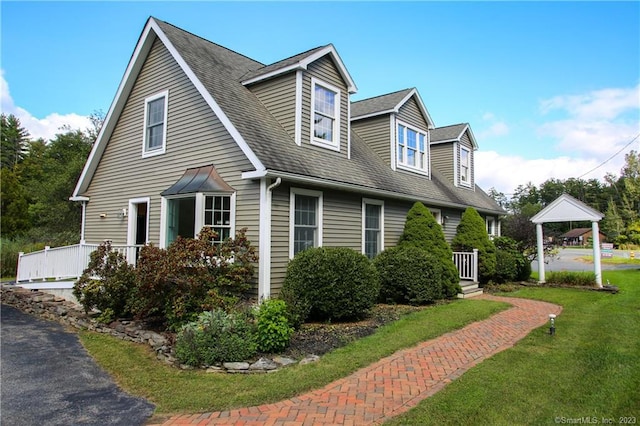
[560,228,607,246]
[68,17,505,299]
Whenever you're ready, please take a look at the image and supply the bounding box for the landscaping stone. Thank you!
[250,358,278,370]
[0,284,320,374]
[299,354,320,365]
[223,362,250,371]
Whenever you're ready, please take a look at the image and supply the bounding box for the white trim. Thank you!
[352,108,397,121]
[294,70,303,146]
[289,187,323,259]
[194,193,205,234]
[258,179,270,300]
[362,198,384,257]
[80,200,87,244]
[310,77,341,151]
[429,208,442,225]
[390,115,396,171]
[396,119,430,176]
[142,90,169,158]
[159,197,168,248]
[127,197,151,246]
[485,216,496,237]
[347,97,351,159]
[460,145,472,187]
[453,142,459,186]
[241,45,357,94]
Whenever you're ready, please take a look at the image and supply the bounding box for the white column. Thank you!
[592,221,603,287]
[536,223,546,283]
[80,201,87,244]
[258,178,271,301]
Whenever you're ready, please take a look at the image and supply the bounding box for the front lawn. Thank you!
[385,269,640,425]
[79,298,507,415]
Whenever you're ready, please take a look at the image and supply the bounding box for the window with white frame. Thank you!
[430,208,442,226]
[363,199,384,259]
[204,195,232,243]
[311,78,340,149]
[397,122,428,173]
[143,91,168,157]
[164,193,234,247]
[460,146,471,186]
[486,216,496,238]
[290,189,323,257]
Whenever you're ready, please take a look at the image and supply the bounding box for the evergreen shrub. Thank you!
[374,246,455,304]
[493,236,531,283]
[280,247,380,324]
[255,299,294,353]
[452,207,497,283]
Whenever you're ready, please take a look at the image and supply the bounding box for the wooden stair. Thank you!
[457,281,483,299]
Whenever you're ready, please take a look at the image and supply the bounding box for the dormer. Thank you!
[430,123,478,190]
[351,88,434,177]
[242,45,357,159]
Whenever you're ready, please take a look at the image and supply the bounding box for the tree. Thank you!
[0,168,30,237]
[501,202,542,260]
[1,114,30,170]
[487,187,508,209]
[451,207,496,283]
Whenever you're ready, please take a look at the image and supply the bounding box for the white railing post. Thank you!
[472,249,479,283]
[43,246,50,282]
[17,251,24,282]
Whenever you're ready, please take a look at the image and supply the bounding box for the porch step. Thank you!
[457,281,483,299]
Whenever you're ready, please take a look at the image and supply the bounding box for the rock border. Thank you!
[0,285,318,373]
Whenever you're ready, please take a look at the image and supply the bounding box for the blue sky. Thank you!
[1,1,639,194]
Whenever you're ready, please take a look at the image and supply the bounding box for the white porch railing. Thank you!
[453,249,478,282]
[16,243,141,283]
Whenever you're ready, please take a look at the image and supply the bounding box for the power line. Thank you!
[577,132,640,179]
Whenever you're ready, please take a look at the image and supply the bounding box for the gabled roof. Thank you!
[430,123,478,149]
[560,228,603,238]
[531,194,603,224]
[241,44,357,93]
[351,88,435,129]
[72,17,504,216]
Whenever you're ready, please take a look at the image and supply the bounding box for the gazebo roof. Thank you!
[531,193,603,224]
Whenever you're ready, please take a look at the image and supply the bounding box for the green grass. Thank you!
[579,255,640,265]
[385,269,640,425]
[80,298,508,415]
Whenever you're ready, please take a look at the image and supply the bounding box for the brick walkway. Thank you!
[154,295,562,426]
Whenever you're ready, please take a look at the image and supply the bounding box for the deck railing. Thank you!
[16,243,141,283]
[452,249,479,282]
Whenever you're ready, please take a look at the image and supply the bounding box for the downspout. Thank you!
[258,177,282,301]
[80,201,87,244]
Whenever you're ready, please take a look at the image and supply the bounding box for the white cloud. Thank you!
[476,111,509,139]
[538,84,640,157]
[475,150,626,195]
[1,70,92,141]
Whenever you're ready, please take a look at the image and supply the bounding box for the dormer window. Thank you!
[311,78,340,151]
[460,146,471,186]
[397,122,428,174]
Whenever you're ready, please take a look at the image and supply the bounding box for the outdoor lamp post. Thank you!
[549,314,556,336]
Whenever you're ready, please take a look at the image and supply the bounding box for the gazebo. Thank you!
[530,194,605,287]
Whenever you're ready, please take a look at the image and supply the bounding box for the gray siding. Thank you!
[397,97,429,131]
[301,55,350,159]
[351,115,391,166]
[431,143,455,183]
[84,38,260,248]
[250,73,297,142]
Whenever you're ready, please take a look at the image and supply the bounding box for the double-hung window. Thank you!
[460,146,471,186]
[204,195,232,243]
[290,188,323,257]
[397,122,428,173]
[311,78,340,150]
[363,199,384,259]
[143,90,168,157]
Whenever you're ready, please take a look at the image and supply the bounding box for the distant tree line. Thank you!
[1,112,103,245]
[488,151,640,251]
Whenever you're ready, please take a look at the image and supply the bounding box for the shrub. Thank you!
[280,247,380,324]
[545,271,598,287]
[131,227,257,330]
[452,207,497,283]
[493,236,531,283]
[73,241,136,323]
[174,309,257,366]
[396,202,460,298]
[374,246,459,305]
[254,299,294,353]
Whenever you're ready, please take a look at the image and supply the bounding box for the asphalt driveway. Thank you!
[1,304,154,426]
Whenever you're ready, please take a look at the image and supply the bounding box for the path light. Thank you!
[549,314,556,336]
